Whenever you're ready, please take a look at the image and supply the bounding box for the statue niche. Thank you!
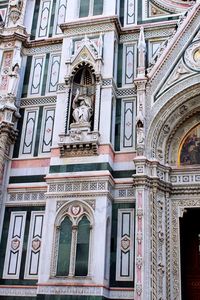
[70,66,95,131]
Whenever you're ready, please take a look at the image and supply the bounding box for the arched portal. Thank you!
[143,83,200,300]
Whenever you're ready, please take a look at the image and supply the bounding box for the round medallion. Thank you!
[194,49,200,63]
[184,41,200,72]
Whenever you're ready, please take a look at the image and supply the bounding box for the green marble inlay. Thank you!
[13,108,24,158]
[34,106,43,157]
[119,0,124,26]
[22,56,32,98]
[49,0,56,37]
[117,44,123,87]
[57,217,72,276]
[50,162,112,174]
[41,54,50,96]
[110,203,135,288]
[50,163,135,179]
[30,0,40,40]
[9,175,45,184]
[0,206,44,286]
[115,99,121,151]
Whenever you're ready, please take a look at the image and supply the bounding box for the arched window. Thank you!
[57,216,72,276]
[79,0,104,18]
[75,216,90,276]
[54,202,93,277]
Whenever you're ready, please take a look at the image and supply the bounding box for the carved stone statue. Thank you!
[10,0,23,8]
[7,63,20,96]
[72,89,93,124]
[137,120,144,144]
[8,0,23,25]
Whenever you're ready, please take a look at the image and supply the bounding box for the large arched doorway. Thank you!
[144,85,200,300]
[180,208,200,300]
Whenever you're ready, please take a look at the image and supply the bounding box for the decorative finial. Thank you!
[137,27,146,78]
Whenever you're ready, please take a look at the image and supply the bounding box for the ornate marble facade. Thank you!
[0,0,199,299]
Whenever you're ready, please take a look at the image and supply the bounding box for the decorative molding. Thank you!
[116,87,136,97]
[48,180,108,194]
[150,0,195,14]
[0,287,37,297]
[135,191,144,299]
[7,192,46,202]
[22,44,62,56]
[170,197,200,300]
[147,86,200,162]
[109,289,134,299]
[170,172,200,185]
[61,16,120,37]
[120,26,174,43]
[20,96,56,107]
[114,188,135,200]
[37,285,134,298]
[102,78,112,86]
[66,23,115,37]
[56,199,95,212]
[102,78,137,97]
[59,130,100,157]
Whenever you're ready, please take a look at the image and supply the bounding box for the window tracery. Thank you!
[53,201,94,278]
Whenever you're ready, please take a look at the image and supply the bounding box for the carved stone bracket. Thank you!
[59,128,100,157]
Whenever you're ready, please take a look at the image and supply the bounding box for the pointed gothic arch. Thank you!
[51,200,94,278]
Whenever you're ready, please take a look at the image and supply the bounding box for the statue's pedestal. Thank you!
[58,123,100,157]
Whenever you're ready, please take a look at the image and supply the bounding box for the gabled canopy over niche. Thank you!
[179,123,200,166]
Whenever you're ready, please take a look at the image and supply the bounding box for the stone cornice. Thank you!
[121,19,176,35]
[61,15,120,30]
[24,37,62,48]
[133,174,172,192]
[0,31,28,43]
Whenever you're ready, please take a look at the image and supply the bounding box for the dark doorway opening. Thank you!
[180,208,200,300]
